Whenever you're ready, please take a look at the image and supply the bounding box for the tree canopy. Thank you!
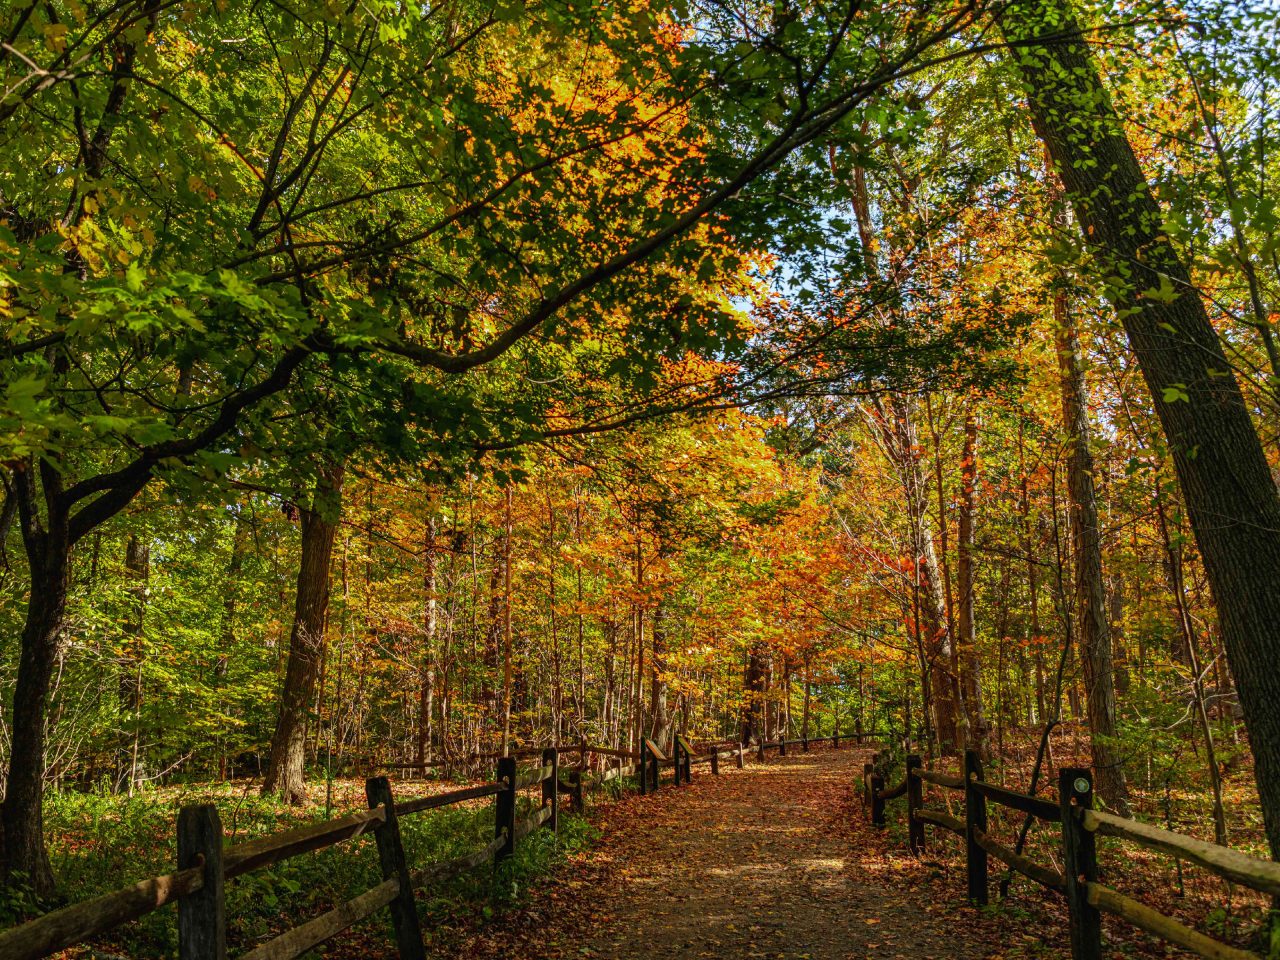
[3,5,1280,953]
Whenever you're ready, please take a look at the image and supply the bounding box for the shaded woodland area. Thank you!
[2,0,1280,954]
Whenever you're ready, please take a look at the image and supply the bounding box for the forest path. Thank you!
[453,746,989,960]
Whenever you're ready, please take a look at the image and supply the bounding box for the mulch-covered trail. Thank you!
[448,746,1006,960]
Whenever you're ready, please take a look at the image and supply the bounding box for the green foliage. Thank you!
[10,782,586,954]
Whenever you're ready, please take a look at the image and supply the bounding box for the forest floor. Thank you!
[442,746,995,960]
[433,744,1269,960]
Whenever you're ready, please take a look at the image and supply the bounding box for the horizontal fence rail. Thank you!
[867,748,1278,960]
[1,728,865,959]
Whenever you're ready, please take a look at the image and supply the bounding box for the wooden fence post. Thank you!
[710,748,720,775]
[495,756,516,864]
[802,736,809,752]
[964,749,988,906]
[177,804,226,960]
[757,739,766,762]
[1060,768,1102,960]
[907,753,924,855]
[638,741,649,795]
[779,735,788,757]
[366,777,427,960]
[570,769,584,814]
[833,731,839,749]
[870,766,886,828]
[542,747,559,835]
[736,742,745,769]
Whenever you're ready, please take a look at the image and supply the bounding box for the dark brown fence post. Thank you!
[907,753,924,855]
[964,749,988,905]
[495,756,516,863]
[1060,768,1102,960]
[870,765,886,828]
[177,804,226,960]
[710,747,720,775]
[833,731,839,749]
[757,738,766,762]
[570,769,584,814]
[638,741,650,795]
[736,742,745,769]
[542,747,559,834]
[779,735,788,757]
[366,776,427,960]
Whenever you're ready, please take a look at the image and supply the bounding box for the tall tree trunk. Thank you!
[650,598,672,748]
[262,462,345,803]
[802,666,812,741]
[217,517,247,781]
[741,643,769,743]
[1109,579,1130,696]
[1018,424,1047,724]
[501,487,514,755]
[118,534,150,795]
[846,159,958,753]
[1056,285,1130,814]
[875,396,958,752]
[417,514,438,768]
[630,532,644,750]
[1001,0,1280,848]
[2,461,71,895]
[545,487,563,741]
[956,408,988,755]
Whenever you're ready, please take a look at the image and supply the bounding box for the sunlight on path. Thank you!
[569,748,982,960]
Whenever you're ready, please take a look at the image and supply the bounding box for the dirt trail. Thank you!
[452,746,993,960]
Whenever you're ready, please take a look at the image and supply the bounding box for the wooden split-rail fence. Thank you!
[0,731,863,960]
[866,749,1280,960]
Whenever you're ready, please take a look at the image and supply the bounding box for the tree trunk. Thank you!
[802,667,812,741]
[650,599,672,748]
[262,462,345,803]
[118,534,150,795]
[879,395,959,753]
[956,408,989,756]
[1056,285,1130,814]
[846,160,959,753]
[501,486,513,755]
[217,518,247,781]
[741,643,769,743]
[1,505,68,896]
[1001,0,1280,853]
[0,457,80,895]
[416,514,438,769]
